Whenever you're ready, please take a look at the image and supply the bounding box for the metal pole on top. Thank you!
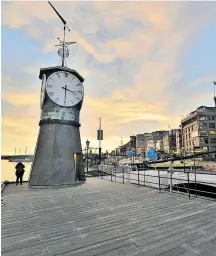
[99,118,102,164]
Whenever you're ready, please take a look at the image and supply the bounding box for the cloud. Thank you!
[2,2,55,28]
[2,1,216,153]
[2,91,39,106]
[2,114,39,154]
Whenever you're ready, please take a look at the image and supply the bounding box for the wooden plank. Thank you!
[2,178,216,256]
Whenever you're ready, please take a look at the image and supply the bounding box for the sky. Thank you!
[1,1,216,154]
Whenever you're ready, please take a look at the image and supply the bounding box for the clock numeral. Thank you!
[50,78,55,82]
[56,72,60,78]
[48,92,54,96]
[47,84,53,88]
[76,97,80,101]
[55,98,59,103]
[76,83,81,86]
[71,100,74,104]
[64,72,68,77]
[77,90,82,94]
[72,77,75,80]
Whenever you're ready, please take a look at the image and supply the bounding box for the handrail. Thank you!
[99,165,216,199]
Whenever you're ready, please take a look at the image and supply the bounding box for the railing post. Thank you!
[187,172,191,199]
[115,165,116,182]
[170,171,173,194]
[138,168,140,187]
[144,170,146,186]
[111,166,113,182]
[101,165,103,179]
[195,167,197,198]
[99,165,100,179]
[158,170,161,192]
[123,167,125,184]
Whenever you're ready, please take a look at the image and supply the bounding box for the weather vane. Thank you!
[48,1,76,67]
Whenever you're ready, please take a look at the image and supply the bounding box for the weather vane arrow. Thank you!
[48,1,76,67]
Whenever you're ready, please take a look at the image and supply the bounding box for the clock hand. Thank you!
[62,86,76,95]
[64,85,67,105]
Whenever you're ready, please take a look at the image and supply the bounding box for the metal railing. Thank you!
[99,165,216,200]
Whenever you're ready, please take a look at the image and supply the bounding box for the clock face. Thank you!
[46,71,84,107]
[40,74,46,108]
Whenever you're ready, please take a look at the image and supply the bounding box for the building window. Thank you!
[209,123,216,129]
[207,116,216,120]
[198,107,206,112]
[199,131,208,136]
[191,125,194,131]
[199,116,206,120]
[211,138,216,144]
[189,141,191,146]
[199,123,207,129]
[189,134,191,139]
[204,138,209,144]
[210,131,216,136]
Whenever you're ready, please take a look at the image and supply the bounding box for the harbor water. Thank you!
[1,160,32,182]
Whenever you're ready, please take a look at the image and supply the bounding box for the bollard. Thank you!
[115,166,116,182]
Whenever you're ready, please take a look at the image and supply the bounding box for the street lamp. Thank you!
[86,139,90,173]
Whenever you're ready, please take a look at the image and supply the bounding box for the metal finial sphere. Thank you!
[58,47,69,58]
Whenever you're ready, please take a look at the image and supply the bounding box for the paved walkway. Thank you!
[2,178,216,256]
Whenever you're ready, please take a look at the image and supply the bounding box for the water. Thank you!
[1,160,32,182]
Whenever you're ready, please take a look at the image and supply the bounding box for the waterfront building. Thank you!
[136,133,151,154]
[175,128,182,154]
[181,105,216,152]
[130,136,136,151]
[162,129,178,153]
[163,134,169,153]
[152,131,168,145]
[136,134,145,155]
[156,140,163,151]
[146,137,155,150]
[118,136,136,155]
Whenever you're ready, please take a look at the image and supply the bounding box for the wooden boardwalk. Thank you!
[2,178,216,256]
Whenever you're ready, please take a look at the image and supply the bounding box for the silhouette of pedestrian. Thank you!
[15,162,25,185]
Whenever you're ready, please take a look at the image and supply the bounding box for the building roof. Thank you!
[39,66,85,82]
[182,105,216,124]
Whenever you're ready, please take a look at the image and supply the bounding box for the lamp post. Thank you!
[86,139,90,173]
[181,124,186,172]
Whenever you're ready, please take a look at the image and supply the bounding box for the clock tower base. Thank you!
[28,121,86,188]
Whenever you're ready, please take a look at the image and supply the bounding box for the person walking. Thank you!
[15,162,25,185]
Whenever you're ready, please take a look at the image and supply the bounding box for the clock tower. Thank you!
[28,2,86,187]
